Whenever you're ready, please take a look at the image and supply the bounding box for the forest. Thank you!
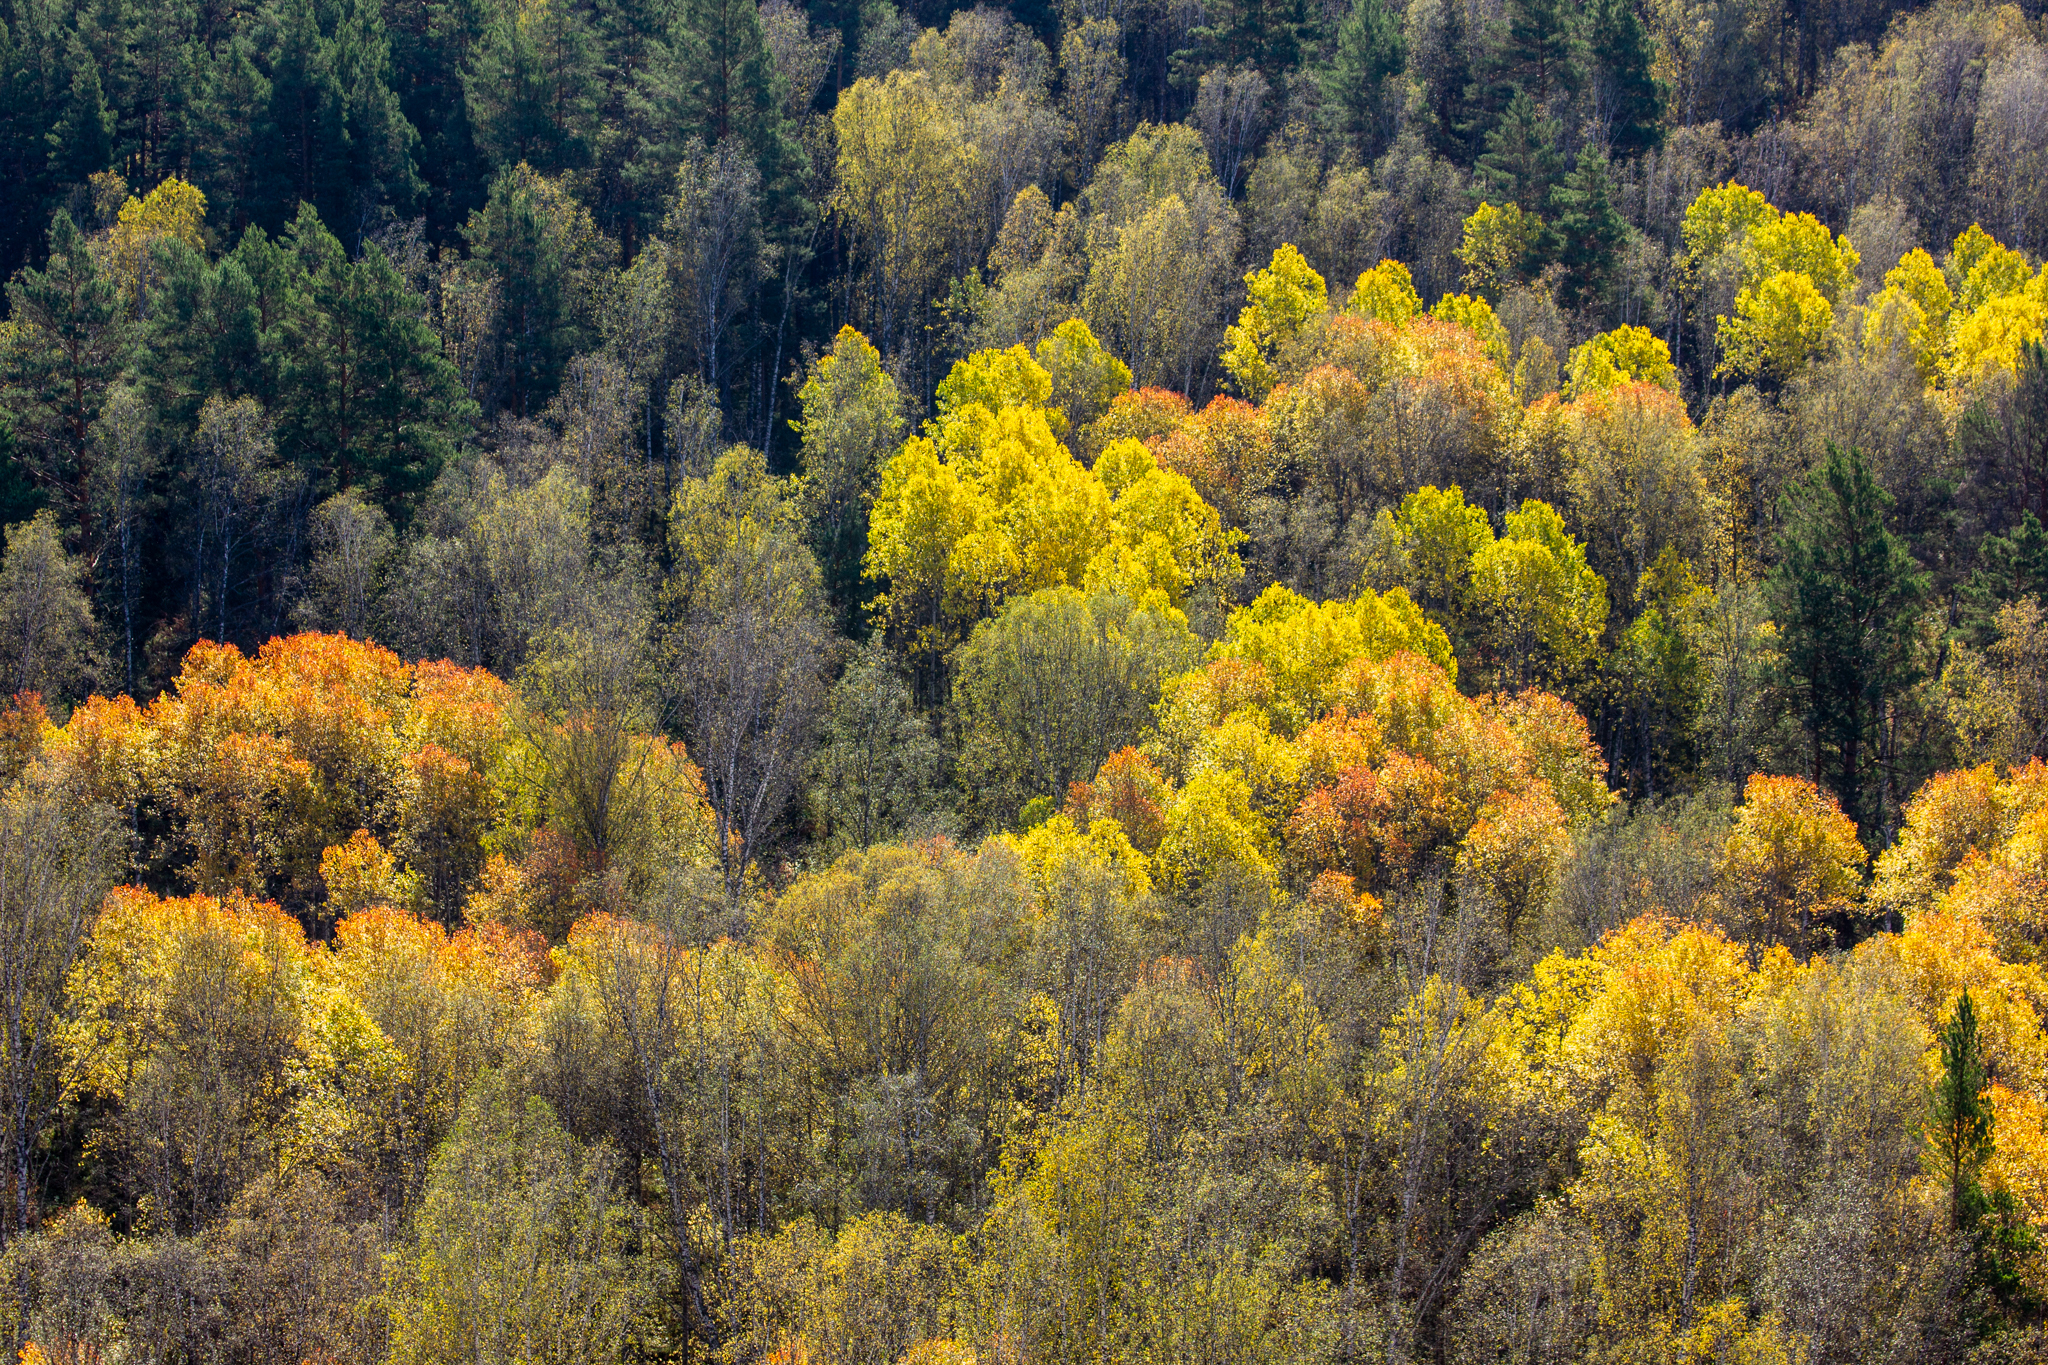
[7,0,2048,1357]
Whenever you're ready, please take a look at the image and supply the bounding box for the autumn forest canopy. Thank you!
[14,0,2048,1359]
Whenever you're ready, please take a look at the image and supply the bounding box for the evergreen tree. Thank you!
[1423,0,1478,161]
[1554,148,1625,307]
[463,168,588,417]
[0,13,66,274]
[1474,89,1561,217]
[1768,446,1928,833]
[276,207,472,516]
[1961,510,2048,644]
[143,234,281,433]
[1585,0,1664,159]
[385,0,490,236]
[1,212,130,532]
[634,0,797,203]
[252,0,350,228]
[461,0,602,174]
[1501,0,1581,105]
[1930,992,1993,1233]
[1319,0,1404,158]
[45,37,115,188]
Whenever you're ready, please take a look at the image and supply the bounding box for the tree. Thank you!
[1924,990,2043,1319]
[1714,773,1863,959]
[1471,500,1608,692]
[187,395,299,646]
[1553,150,1625,309]
[247,0,421,234]
[658,138,764,392]
[462,164,610,417]
[810,641,943,850]
[0,512,97,701]
[1320,0,1404,158]
[1221,244,1327,401]
[277,207,472,513]
[1716,271,1833,383]
[667,449,830,898]
[1959,337,2048,536]
[832,69,985,359]
[462,0,601,174]
[1474,90,1563,224]
[948,585,1201,829]
[0,777,119,1250]
[2,212,129,536]
[1583,0,1663,159]
[1768,446,1928,832]
[1506,0,1582,104]
[1059,19,1125,188]
[796,327,906,623]
[299,490,394,638]
[1191,64,1269,199]
[44,38,114,189]
[1929,991,1993,1233]
[385,1077,663,1365]
[636,0,796,192]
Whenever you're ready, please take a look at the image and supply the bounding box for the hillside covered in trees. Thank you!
[10,0,2048,1359]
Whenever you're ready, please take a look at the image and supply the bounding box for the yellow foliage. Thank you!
[1456,201,1534,297]
[321,828,420,918]
[1565,325,1678,397]
[102,175,207,305]
[1715,774,1864,959]
[1716,270,1834,381]
[1221,243,1329,400]
[1945,289,2047,386]
[1345,259,1422,326]
[1429,292,1511,366]
[1209,582,1455,733]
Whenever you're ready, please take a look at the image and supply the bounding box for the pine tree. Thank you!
[1502,0,1581,105]
[1768,445,1929,832]
[1320,0,1404,157]
[1585,0,1664,159]
[1,212,130,532]
[1424,0,1479,161]
[1474,89,1561,217]
[45,37,115,187]
[1961,510,2048,644]
[1554,148,1626,307]
[462,0,601,174]
[634,0,797,200]
[1930,992,1993,1233]
[277,206,472,515]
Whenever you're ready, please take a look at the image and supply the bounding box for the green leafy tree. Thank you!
[385,1078,665,1365]
[0,511,98,700]
[949,585,1202,830]
[810,641,943,850]
[1768,446,1928,832]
